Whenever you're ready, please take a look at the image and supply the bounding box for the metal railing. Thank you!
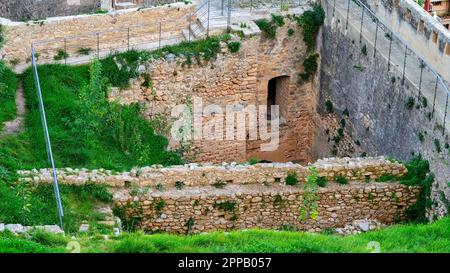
[30,46,64,229]
[323,0,450,135]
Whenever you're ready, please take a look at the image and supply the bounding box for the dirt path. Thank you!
[1,81,26,136]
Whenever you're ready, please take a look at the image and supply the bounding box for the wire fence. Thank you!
[323,0,450,135]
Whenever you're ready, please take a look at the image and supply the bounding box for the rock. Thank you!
[353,219,370,232]
[0,223,4,232]
[5,224,25,234]
[43,225,64,234]
[79,224,90,233]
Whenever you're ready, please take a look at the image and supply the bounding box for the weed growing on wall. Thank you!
[227,41,241,53]
[299,167,320,221]
[295,4,325,51]
[0,24,4,49]
[299,53,319,82]
[255,14,285,39]
[400,156,434,223]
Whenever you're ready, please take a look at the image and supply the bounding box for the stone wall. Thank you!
[114,182,419,233]
[17,157,419,233]
[18,156,408,187]
[0,2,194,65]
[319,0,450,218]
[0,0,102,21]
[364,0,450,80]
[109,20,319,163]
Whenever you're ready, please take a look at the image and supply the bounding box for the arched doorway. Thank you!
[267,75,290,120]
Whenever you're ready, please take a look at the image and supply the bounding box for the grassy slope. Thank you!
[0,62,19,128]
[1,217,449,253]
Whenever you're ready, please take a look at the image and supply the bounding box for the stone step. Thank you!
[114,2,137,10]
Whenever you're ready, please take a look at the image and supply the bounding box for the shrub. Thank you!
[212,179,227,188]
[248,157,260,165]
[316,176,327,187]
[296,4,325,50]
[361,44,367,55]
[405,97,415,110]
[334,175,348,185]
[227,41,241,53]
[53,49,69,61]
[401,156,434,223]
[214,201,236,212]
[175,181,185,190]
[325,100,334,113]
[286,171,299,186]
[299,53,319,81]
[77,47,92,56]
[418,132,425,142]
[375,173,397,182]
[255,19,276,39]
[434,139,441,153]
[287,28,295,36]
[271,14,285,27]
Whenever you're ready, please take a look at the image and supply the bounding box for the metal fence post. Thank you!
[332,0,336,17]
[188,14,192,42]
[221,0,224,16]
[432,76,438,118]
[207,0,210,37]
[251,0,253,12]
[418,61,424,98]
[359,7,365,44]
[97,33,100,58]
[387,32,392,71]
[127,27,130,51]
[401,45,408,85]
[345,0,350,30]
[443,93,449,136]
[227,0,232,33]
[373,20,378,57]
[64,38,67,65]
[159,22,162,49]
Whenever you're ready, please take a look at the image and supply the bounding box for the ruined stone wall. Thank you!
[109,20,317,163]
[0,2,194,65]
[18,157,408,187]
[319,0,450,218]
[114,182,419,233]
[18,157,419,233]
[0,0,102,21]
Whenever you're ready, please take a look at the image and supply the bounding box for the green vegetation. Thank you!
[361,44,367,56]
[1,217,449,253]
[0,61,19,128]
[214,201,236,212]
[295,4,325,50]
[255,14,284,39]
[227,41,241,53]
[285,171,299,186]
[375,173,398,182]
[434,139,441,153]
[248,157,260,165]
[77,47,92,56]
[316,176,327,187]
[400,155,434,223]
[53,49,69,61]
[0,24,5,49]
[405,97,415,110]
[334,175,348,185]
[299,167,319,221]
[325,99,334,113]
[287,28,295,36]
[299,53,319,82]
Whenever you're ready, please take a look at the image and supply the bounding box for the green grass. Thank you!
[0,61,19,129]
[1,217,449,253]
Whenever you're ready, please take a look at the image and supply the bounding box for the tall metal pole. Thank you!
[345,0,350,30]
[359,7,364,44]
[401,45,408,85]
[373,20,378,57]
[207,0,210,37]
[31,46,64,230]
[387,32,392,72]
[227,0,231,33]
[127,27,130,51]
[432,76,438,118]
[443,94,449,136]
[418,61,424,98]
[333,0,336,17]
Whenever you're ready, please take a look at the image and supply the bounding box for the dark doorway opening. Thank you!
[267,78,277,119]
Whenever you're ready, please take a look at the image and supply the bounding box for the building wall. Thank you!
[0,0,102,21]
[109,20,318,164]
[0,2,195,65]
[319,1,450,218]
